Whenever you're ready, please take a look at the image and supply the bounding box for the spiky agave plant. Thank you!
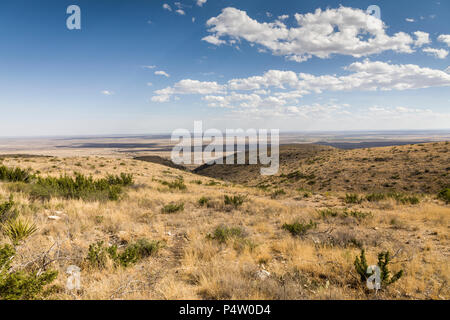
[4,218,37,245]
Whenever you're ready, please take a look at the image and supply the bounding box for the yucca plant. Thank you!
[4,218,38,245]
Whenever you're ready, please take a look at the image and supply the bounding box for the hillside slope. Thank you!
[194,142,450,194]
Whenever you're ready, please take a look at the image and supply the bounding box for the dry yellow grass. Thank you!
[0,149,448,300]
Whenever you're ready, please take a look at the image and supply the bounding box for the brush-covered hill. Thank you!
[194,142,450,194]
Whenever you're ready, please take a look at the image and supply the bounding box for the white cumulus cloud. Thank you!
[202,7,424,62]
[423,47,449,59]
[152,60,450,104]
[438,34,450,47]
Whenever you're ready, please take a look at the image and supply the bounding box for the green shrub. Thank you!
[343,209,373,220]
[317,208,340,218]
[11,172,133,201]
[365,192,420,205]
[437,188,450,204]
[198,197,209,206]
[0,244,58,300]
[161,178,187,190]
[345,194,361,204]
[224,195,246,208]
[0,196,18,224]
[161,203,184,214]
[112,239,162,267]
[0,166,34,183]
[271,189,286,199]
[282,220,317,236]
[208,225,245,244]
[87,239,163,269]
[365,193,386,202]
[354,249,403,288]
[86,241,110,269]
[4,218,37,245]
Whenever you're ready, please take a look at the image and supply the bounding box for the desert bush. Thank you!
[208,225,245,244]
[354,249,403,288]
[437,188,450,204]
[345,194,362,204]
[271,189,286,199]
[343,209,373,220]
[86,241,110,269]
[106,173,134,186]
[12,172,132,201]
[87,239,163,269]
[0,196,18,224]
[317,208,340,219]
[4,218,37,245]
[0,244,58,300]
[224,195,246,208]
[161,203,184,214]
[198,197,209,206]
[389,193,420,205]
[282,220,317,236]
[161,178,187,190]
[365,192,420,205]
[365,193,387,202]
[0,166,34,183]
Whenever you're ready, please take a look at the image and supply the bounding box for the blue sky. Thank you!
[0,0,449,136]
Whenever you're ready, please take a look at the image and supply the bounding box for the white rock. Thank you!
[48,216,61,220]
[256,270,271,280]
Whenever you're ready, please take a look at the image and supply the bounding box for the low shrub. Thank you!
[365,192,420,205]
[282,220,317,236]
[354,249,403,289]
[224,195,246,208]
[0,196,18,224]
[87,239,163,269]
[343,209,373,220]
[317,208,340,219]
[0,244,58,300]
[437,188,450,204]
[0,166,34,183]
[271,189,286,199]
[208,225,245,244]
[10,172,133,201]
[198,197,209,206]
[161,203,184,214]
[345,194,362,204]
[161,178,187,190]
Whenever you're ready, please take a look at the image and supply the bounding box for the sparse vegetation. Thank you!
[354,249,403,289]
[345,193,362,204]
[161,202,184,214]
[0,142,446,300]
[87,239,163,269]
[0,244,58,300]
[198,196,209,206]
[3,218,37,245]
[0,165,34,183]
[224,195,246,208]
[282,220,317,236]
[208,225,245,244]
[0,196,18,224]
[8,172,133,201]
[437,188,450,204]
[160,178,187,190]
